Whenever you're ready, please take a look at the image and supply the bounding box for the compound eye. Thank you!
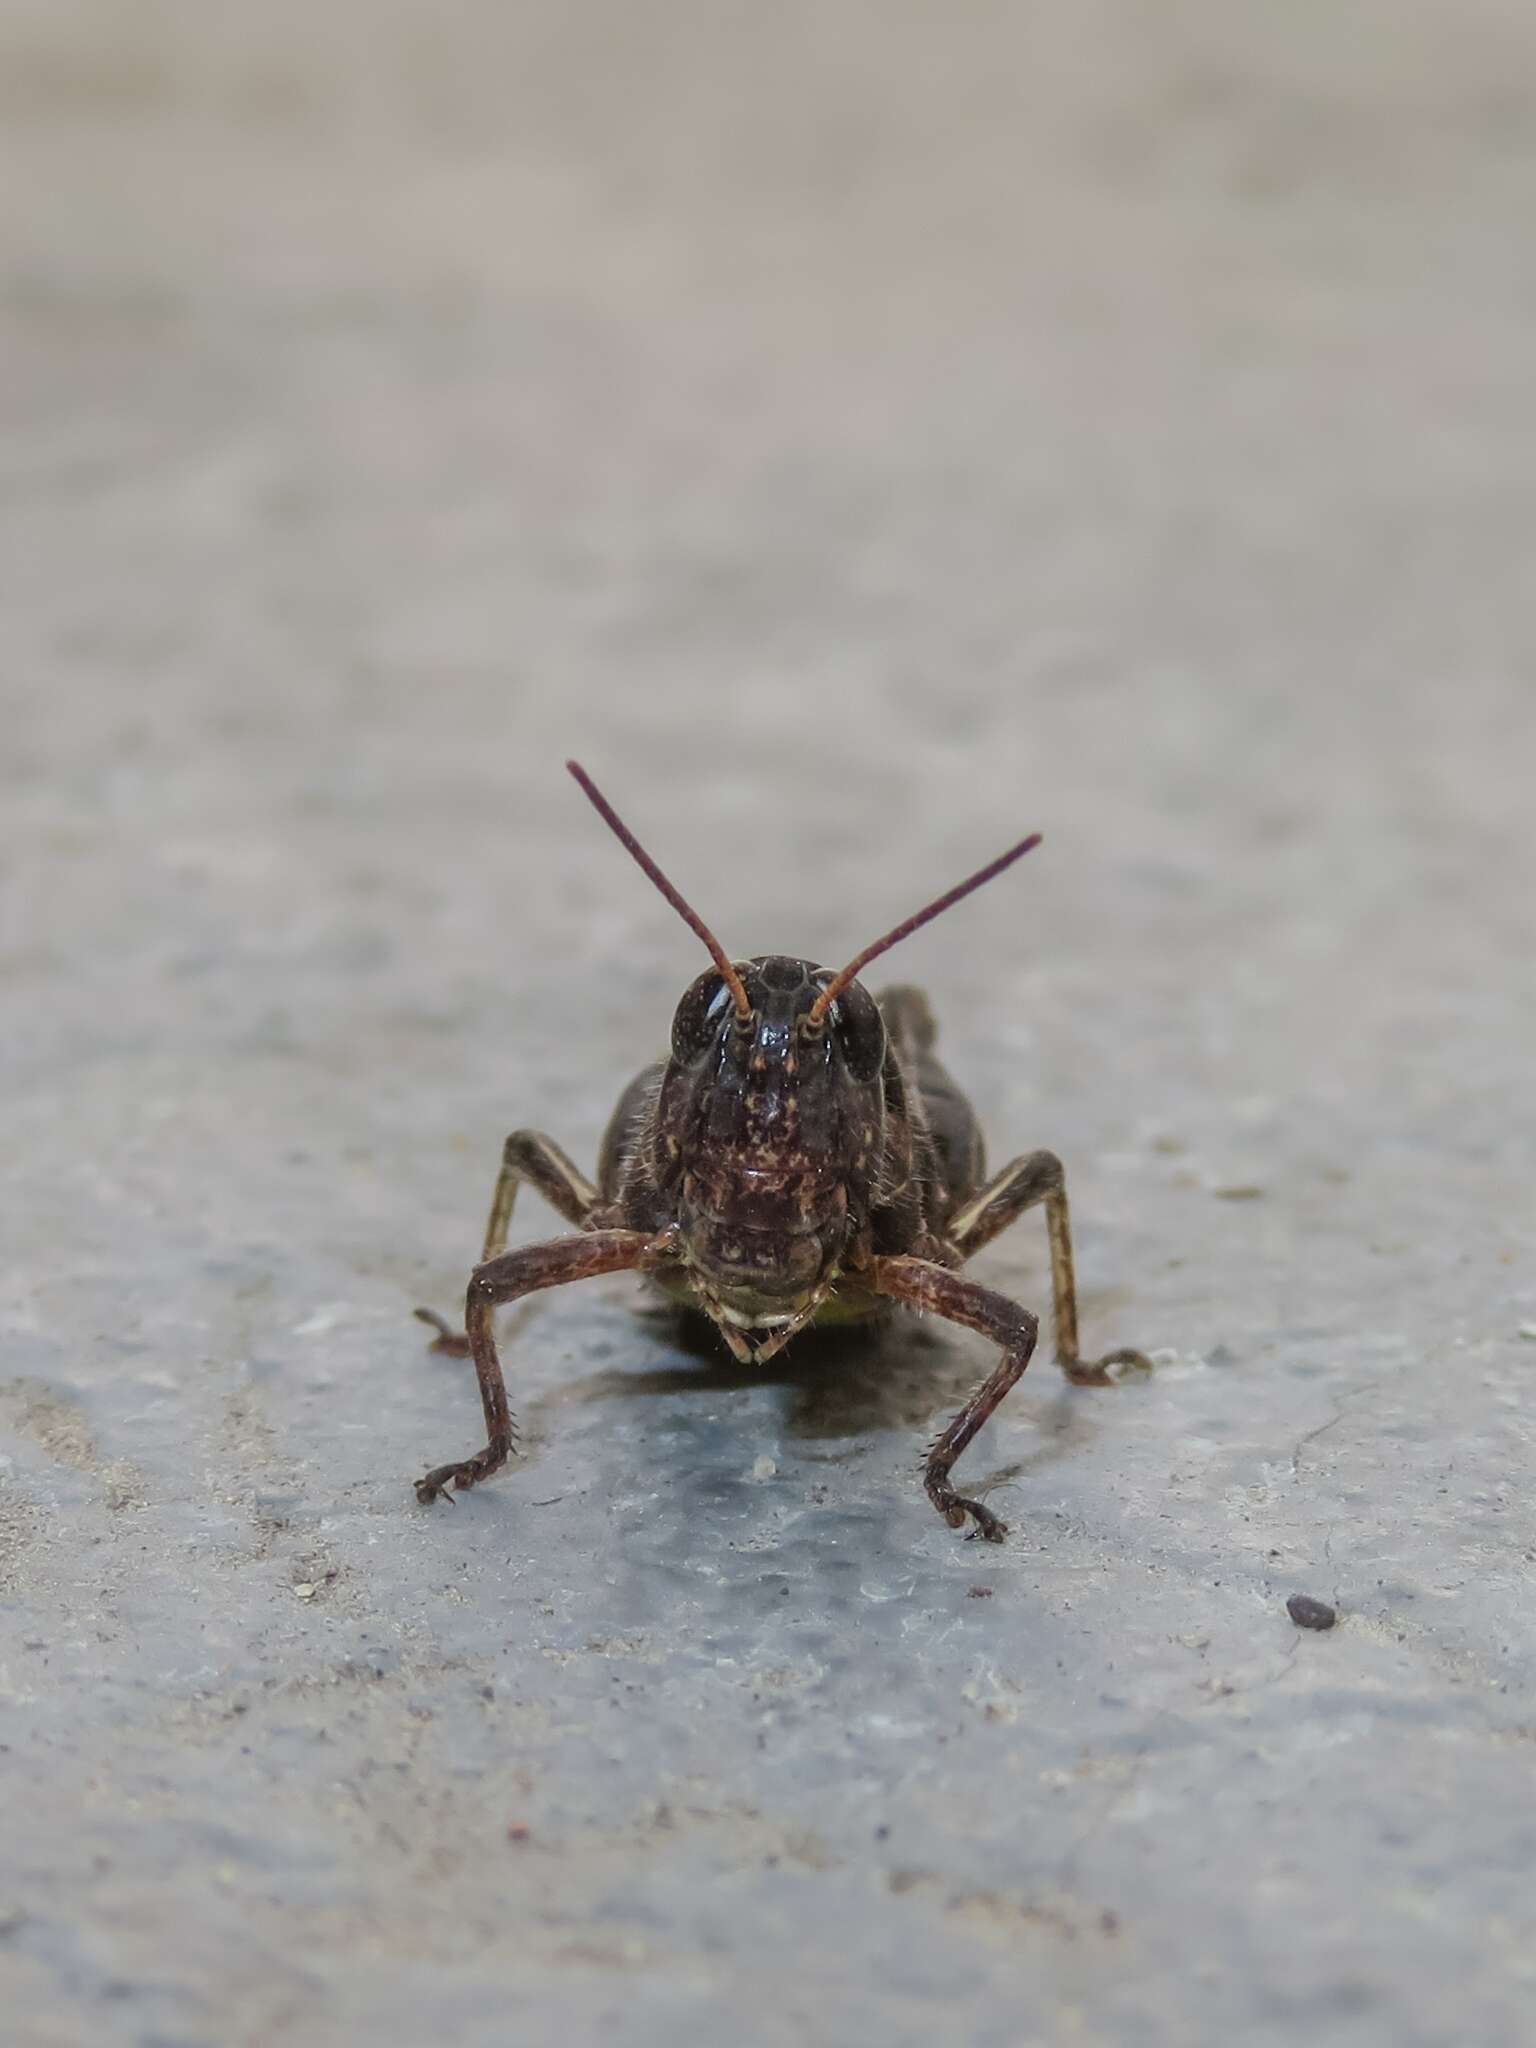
[671,969,737,1061]
[826,979,886,1083]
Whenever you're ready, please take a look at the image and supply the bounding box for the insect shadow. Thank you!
[546,1298,1105,1479]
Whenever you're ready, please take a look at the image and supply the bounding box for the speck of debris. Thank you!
[507,1823,530,1842]
[967,1586,994,1600]
[1518,1324,1536,1342]
[1287,1594,1338,1631]
[1214,1185,1265,1201]
[752,1455,777,1480]
[292,1583,317,1601]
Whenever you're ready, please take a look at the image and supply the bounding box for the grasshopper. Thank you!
[414,763,1150,1540]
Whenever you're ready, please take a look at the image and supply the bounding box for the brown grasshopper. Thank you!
[413,762,1151,1541]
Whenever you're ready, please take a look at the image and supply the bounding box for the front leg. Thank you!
[415,1228,672,1504]
[943,1149,1151,1385]
[415,1129,612,1355]
[871,1254,1039,1543]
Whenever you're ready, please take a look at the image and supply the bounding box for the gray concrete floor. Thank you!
[3,5,1535,2044]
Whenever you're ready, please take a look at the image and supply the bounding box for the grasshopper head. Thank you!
[564,758,1040,1357]
[658,955,886,1336]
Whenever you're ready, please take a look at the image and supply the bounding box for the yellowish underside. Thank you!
[649,1267,886,1326]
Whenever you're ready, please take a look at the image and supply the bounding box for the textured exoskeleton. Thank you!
[414,766,1150,1541]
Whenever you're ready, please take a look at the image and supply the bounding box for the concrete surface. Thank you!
[3,5,1535,2044]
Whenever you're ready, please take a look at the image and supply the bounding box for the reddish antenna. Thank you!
[566,761,753,1020]
[807,829,1043,1025]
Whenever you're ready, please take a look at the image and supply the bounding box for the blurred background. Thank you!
[5,2,1532,1062]
[6,0,1532,1323]
[2,5,1534,2045]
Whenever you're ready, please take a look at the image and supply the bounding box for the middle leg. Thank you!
[943,1150,1151,1385]
[415,1129,609,1354]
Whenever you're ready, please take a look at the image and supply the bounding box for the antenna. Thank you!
[566,761,753,1020]
[807,829,1043,1025]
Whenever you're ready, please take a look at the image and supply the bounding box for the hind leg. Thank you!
[944,1150,1151,1385]
[415,1131,610,1354]
[878,984,987,1207]
[877,984,939,1057]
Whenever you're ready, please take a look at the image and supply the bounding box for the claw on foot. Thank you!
[415,1460,475,1505]
[934,1489,1009,1542]
[414,1307,471,1357]
[1063,1347,1154,1386]
[415,1439,515,1505]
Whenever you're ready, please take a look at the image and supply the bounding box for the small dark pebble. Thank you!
[1287,1594,1337,1631]
[507,1822,531,1842]
[967,1587,994,1600]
